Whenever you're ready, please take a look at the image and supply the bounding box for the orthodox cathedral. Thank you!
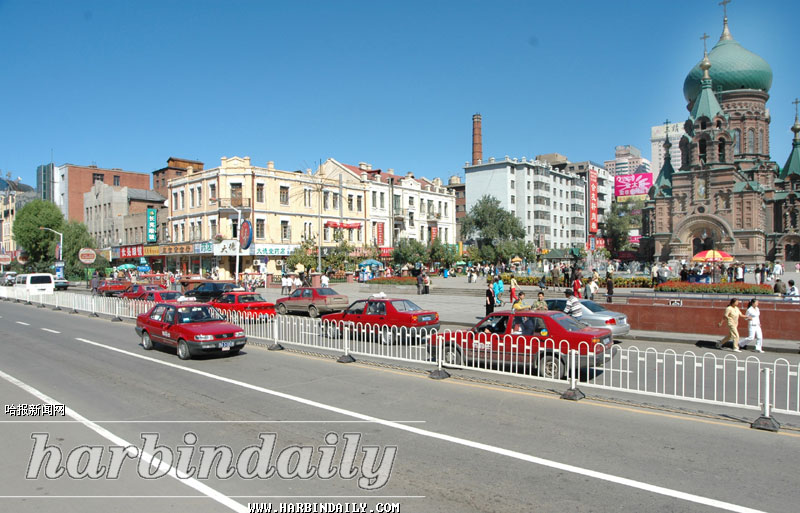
[642,12,800,264]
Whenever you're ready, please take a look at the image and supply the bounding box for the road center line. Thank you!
[41,328,60,334]
[73,336,764,513]
[15,321,29,326]
[0,368,247,513]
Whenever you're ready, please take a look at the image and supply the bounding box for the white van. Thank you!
[15,273,55,296]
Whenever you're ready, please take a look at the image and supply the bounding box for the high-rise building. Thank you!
[650,122,686,174]
[36,163,55,202]
[604,145,651,176]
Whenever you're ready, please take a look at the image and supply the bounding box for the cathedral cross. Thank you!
[793,98,799,118]
[719,0,731,19]
[700,33,709,53]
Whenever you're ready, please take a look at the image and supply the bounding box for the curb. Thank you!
[615,333,799,355]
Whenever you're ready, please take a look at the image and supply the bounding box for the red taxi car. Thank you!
[98,280,130,297]
[429,310,615,379]
[322,296,439,344]
[135,302,246,360]
[141,290,183,303]
[275,287,348,318]
[120,283,166,300]
[211,291,276,320]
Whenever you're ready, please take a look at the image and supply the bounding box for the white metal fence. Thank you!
[1,287,797,418]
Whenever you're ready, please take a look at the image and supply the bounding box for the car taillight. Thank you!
[412,315,418,322]
[434,313,439,321]
[605,318,617,325]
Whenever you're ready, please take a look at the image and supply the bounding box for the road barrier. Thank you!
[0,287,795,426]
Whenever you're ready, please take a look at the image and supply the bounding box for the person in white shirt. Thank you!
[293,275,302,291]
[321,273,330,288]
[786,279,799,300]
[740,298,763,353]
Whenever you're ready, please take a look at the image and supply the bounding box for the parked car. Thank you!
[322,296,439,344]
[182,281,237,302]
[14,273,55,296]
[211,291,276,320]
[98,280,130,297]
[544,299,630,337]
[275,287,349,318]
[120,283,166,300]
[428,310,615,379]
[54,278,70,290]
[141,290,183,303]
[134,302,247,360]
[2,271,17,286]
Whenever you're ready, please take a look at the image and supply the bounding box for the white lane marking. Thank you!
[73,337,764,513]
[0,368,247,513]
[41,328,60,334]
[15,321,30,326]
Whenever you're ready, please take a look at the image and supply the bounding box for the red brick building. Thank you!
[53,164,150,222]
[152,157,204,199]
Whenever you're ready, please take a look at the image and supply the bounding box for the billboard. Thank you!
[588,169,598,234]
[146,208,158,243]
[614,173,653,202]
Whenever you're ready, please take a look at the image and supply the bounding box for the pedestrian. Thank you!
[90,271,99,296]
[774,278,787,295]
[538,274,547,291]
[509,275,519,303]
[651,263,659,287]
[739,298,763,353]
[416,272,423,295]
[485,282,495,317]
[571,275,582,299]
[321,272,330,288]
[292,274,302,292]
[564,289,582,320]
[583,278,593,300]
[512,291,531,311]
[492,277,502,306]
[606,274,614,303]
[496,276,505,305]
[786,279,799,299]
[716,298,749,352]
[533,291,548,311]
[735,264,745,283]
[760,264,767,285]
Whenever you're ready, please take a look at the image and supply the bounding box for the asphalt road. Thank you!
[1,300,799,513]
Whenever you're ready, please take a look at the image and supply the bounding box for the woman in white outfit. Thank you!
[741,298,763,353]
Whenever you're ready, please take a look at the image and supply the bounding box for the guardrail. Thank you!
[1,287,796,427]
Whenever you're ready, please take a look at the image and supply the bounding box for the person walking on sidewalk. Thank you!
[739,298,763,353]
[485,282,495,317]
[606,274,614,303]
[509,276,519,303]
[571,275,583,299]
[716,298,749,352]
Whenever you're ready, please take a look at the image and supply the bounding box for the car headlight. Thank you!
[234,331,245,338]
[195,334,214,341]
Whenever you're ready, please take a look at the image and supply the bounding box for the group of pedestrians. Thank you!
[717,297,763,353]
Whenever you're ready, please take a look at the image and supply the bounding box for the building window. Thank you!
[180,224,185,242]
[256,219,265,239]
[209,183,217,200]
[356,195,362,212]
[172,192,178,210]
[372,191,377,208]
[409,212,415,227]
[196,186,202,206]
[304,189,312,207]
[348,195,354,211]
[324,226,330,242]
[734,129,741,154]
[511,195,515,205]
[113,175,120,186]
[748,129,755,154]
[279,186,289,205]
[511,180,515,189]
[332,193,339,209]
[408,196,414,207]
[444,204,448,217]
[209,219,217,237]
[179,191,185,210]
[257,184,265,203]
[323,191,330,210]
[92,173,104,183]
[380,192,385,209]
[280,221,290,240]
[190,189,195,208]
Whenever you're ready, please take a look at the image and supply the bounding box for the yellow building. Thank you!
[167,156,370,277]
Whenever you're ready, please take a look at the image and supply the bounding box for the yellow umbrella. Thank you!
[511,256,523,263]
[691,250,734,262]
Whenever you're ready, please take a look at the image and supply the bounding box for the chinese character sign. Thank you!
[146,208,158,243]
[589,169,599,234]
[376,223,384,246]
[614,173,653,201]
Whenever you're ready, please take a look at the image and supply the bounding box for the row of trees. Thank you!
[9,200,108,278]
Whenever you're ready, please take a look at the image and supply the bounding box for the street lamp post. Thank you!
[233,206,241,284]
[39,226,64,277]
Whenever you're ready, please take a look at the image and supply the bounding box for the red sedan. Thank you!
[98,280,130,297]
[141,290,183,303]
[275,287,349,318]
[135,302,246,360]
[211,291,276,320]
[120,283,166,300]
[429,310,615,379]
[322,296,439,344]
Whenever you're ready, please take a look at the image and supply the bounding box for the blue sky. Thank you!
[1,0,798,187]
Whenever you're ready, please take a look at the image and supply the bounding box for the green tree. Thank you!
[61,220,108,279]
[604,199,644,257]
[461,196,526,262]
[428,237,457,267]
[286,237,318,273]
[392,238,427,267]
[12,200,64,266]
[323,231,355,272]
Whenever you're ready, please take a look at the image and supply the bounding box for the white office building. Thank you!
[604,145,651,176]
[650,122,686,174]
[464,156,586,250]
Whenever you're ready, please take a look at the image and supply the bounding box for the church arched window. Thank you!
[718,138,726,162]
[734,129,741,154]
[748,129,755,154]
[699,139,707,163]
[759,129,764,155]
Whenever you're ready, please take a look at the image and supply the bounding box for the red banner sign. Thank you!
[589,169,598,234]
[120,245,143,259]
[376,222,385,246]
[430,226,438,240]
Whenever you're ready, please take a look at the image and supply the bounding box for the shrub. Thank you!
[488,273,653,289]
[654,281,774,295]
[367,276,418,286]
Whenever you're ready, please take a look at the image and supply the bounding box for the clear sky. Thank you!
[1,0,798,187]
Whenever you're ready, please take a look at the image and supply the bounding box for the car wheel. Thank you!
[277,303,287,315]
[177,339,191,360]
[442,344,463,366]
[539,354,565,379]
[308,305,318,318]
[141,331,154,350]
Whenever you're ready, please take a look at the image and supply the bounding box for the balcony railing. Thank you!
[393,208,408,219]
[212,197,252,211]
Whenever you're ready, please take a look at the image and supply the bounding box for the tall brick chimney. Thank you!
[472,113,482,165]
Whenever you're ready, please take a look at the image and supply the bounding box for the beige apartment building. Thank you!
[167,156,370,277]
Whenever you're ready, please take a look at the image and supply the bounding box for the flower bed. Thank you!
[489,273,653,289]
[367,276,418,286]
[654,281,774,295]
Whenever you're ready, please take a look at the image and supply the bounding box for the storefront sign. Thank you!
[614,173,653,202]
[194,242,213,254]
[120,245,144,259]
[0,254,12,265]
[160,243,193,255]
[376,222,384,246]
[214,240,240,256]
[589,169,599,234]
[143,245,160,257]
[239,220,253,250]
[146,208,158,243]
[254,244,298,257]
[78,248,97,264]
[379,247,393,257]
[430,226,438,240]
